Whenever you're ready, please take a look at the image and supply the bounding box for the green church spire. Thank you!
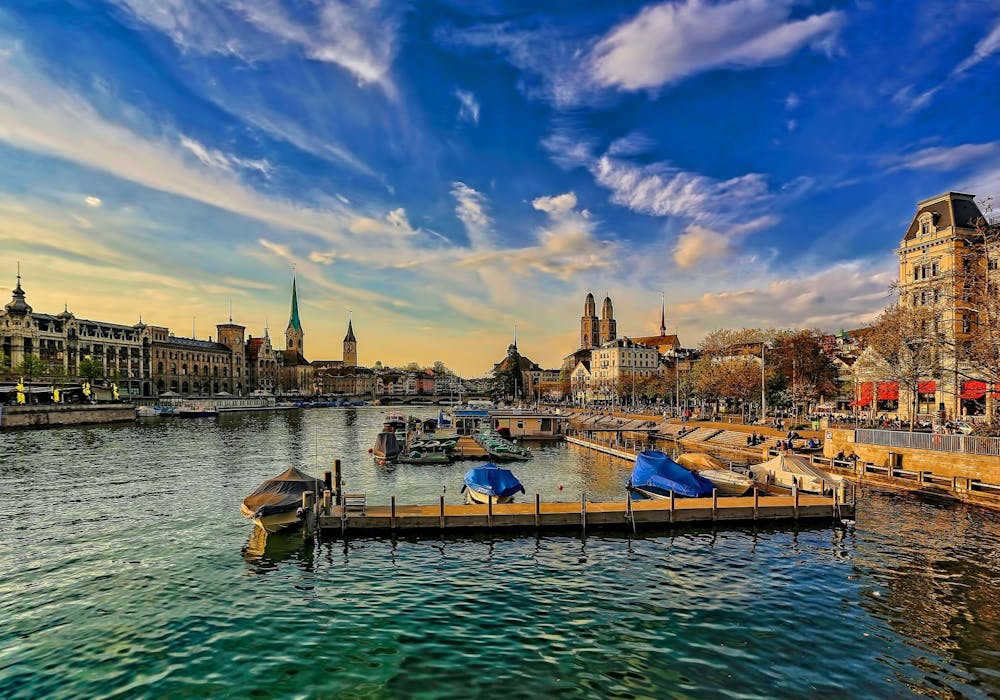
[287,276,302,331]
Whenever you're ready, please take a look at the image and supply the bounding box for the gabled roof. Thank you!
[903,192,982,242]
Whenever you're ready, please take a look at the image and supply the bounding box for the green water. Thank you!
[2,407,1000,698]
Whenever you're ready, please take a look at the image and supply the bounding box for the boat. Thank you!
[176,400,218,418]
[241,467,323,533]
[383,411,408,433]
[397,446,451,464]
[676,453,754,496]
[372,430,401,465]
[626,450,715,499]
[461,463,525,504]
[749,453,843,494]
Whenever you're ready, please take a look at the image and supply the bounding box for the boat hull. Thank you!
[240,503,302,533]
[465,489,514,505]
[699,469,754,496]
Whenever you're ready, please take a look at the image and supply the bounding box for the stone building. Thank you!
[588,337,660,403]
[246,330,280,394]
[148,323,246,396]
[893,192,996,419]
[1,272,153,396]
[343,316,357,367]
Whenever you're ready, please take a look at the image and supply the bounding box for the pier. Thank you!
[312,491,853,537]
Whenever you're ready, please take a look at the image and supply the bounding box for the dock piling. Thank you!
[534,493,540,528]
[581,493,587,536]
[391,496,397,532]
[334,459,343,506]
[793,483,799,520]
[487,495,493,528]
[753,487,759,520]
[626,490,635,533]
[669,490,675,523]
[712,489,718,520]
[439,495,445,530]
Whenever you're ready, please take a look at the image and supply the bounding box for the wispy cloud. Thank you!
[179,135,271,176]
[451,182,494,249]
[591,0,843,91]
[113,0,401,91]
[884,141,1000,171]
[672,225,732,268]
[953,18,1000,75]
[454,88,480,124]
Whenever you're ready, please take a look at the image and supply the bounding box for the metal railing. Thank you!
[855,429,1000,456]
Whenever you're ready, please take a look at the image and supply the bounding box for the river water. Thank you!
[2,407,999,698]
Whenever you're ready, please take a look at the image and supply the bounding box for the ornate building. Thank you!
[599,294,617,345]
[247,328,280,394]
[149,324,245,395]
[2,272,153,396]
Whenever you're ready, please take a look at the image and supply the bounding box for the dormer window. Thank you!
[917,212,936,237]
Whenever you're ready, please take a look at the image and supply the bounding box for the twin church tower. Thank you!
[580,292,617,349]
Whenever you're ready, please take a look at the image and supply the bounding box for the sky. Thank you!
[1,0,999,377]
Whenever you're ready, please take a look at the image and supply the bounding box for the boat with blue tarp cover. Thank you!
[627,450,715,499]
[461,463,526,504]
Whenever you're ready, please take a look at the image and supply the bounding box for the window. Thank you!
[921,221,930,235]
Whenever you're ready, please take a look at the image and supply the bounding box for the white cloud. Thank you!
[0,45,358,241]
[590,0,843,91]
[887,142,1000,171]
[592,154,772,227]
[784,92,801,110]
[84,196,102,207]
[451,182,494,250]
[114,0,400,90]
[71,214,94,229]
[531,192,577,216]
[454,88,480,124]
[179,135,271,176]
[954,18,1000,75]
[672,225,732,268]
[348,207,417,236]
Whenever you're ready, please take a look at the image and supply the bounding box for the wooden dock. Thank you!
[310,491,853,538]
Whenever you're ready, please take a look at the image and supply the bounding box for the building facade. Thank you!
[589,338,660,403]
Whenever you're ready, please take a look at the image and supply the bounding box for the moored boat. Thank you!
[626,450,715,499]
[241,467,323,533]
[676,453,754,496]
[461,463,525,504]
[373,430,401,465]
[176,400,218,418]
[749,453,842,494]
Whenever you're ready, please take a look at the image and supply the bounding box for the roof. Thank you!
[281,349,310,366]
[597,337,654,350]
[631,333,681,348]
[903,192,982,241]
[344,318,356,342]
[287,277,302,331]
[157,336,232,352]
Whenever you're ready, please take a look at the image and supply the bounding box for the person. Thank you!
[836,450,846,461]
[746,433,753,446]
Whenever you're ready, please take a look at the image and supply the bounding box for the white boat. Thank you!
[749,454,843,494]
[676,453,754,496]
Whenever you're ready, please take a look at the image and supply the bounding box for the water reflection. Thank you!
[242,526,314,574]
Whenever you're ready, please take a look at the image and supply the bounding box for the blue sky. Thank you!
[1,0,999,375]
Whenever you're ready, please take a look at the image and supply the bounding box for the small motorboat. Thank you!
[241,467,323,533]
[373,431,401,465]
[626,450,715,499]
[461,463,525,504]
[397,447,450,464]
[676,453,754,496]
[749,453,842,494]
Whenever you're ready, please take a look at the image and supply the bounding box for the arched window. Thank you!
[157,361,163,373]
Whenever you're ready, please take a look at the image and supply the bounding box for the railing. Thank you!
[855,429,1000,456]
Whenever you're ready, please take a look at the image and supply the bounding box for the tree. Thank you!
[78,355,104,384]
[15,354,47,382]
[490,350,523,402]
[769,330,840,416]
[864,304,942,429]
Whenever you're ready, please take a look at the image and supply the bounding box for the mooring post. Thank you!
[581,493,587,536]
[323,489,332,514]
[820,479,826,496]
[334,459,343,506]
[301,490,315,538]
[793,483,799,520]
[753,487,759,520]
[626,489,635,533]
[669,490,675,523]
[439,494,445,530]
[712,489,718,520]
[487,494,493,528]
[534,493,540,528]
[323,469,333,495]
[391,495,397,532]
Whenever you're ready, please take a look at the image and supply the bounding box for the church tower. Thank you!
[285,276,304,357]
[343,314,357,367]
[659,295,667,337]
[599,294,617,344]
[580,292,599,349]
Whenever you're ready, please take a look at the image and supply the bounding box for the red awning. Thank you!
[994,383,1000,400]
[918,381,936,394]
[855,382,873,407]
[878,382,899,401]
[961,380,987,400]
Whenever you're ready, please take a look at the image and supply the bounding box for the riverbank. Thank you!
[0,403,136,429]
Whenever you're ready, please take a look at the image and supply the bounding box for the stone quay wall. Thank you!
[1,404,136,429]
